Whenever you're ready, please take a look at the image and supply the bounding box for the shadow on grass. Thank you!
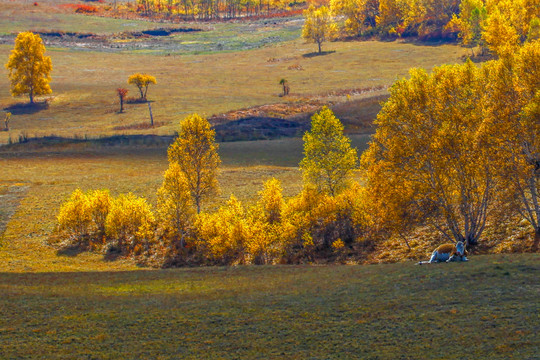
[4,101,49,115]
[57,245,87,257]
[302,50,336,58]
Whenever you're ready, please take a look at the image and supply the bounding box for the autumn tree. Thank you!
[5,32,52,104]
[57,189,112,249]
[300,106,358,196]
[105,193,155,255]
[481,41,540,247]
[362,61,496,247]
[168,113,220,213]
[3,112,11,131]
[279,78,289,96]
[156,162,194,249]
[446,0,487,56]
[116,88,128,113]
[330,0,379,36]
[482,5,520,57]
[302,5,338,53]
[127,73,156,101]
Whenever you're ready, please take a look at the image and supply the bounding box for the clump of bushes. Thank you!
[75,4,98,14]
[57,189,154,256]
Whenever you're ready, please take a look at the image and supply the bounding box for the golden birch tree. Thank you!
[5,32,52,104]
[481,41,540,247]
[168,113,220,213]
[127,73,157,100]
[156,162,195,249]
[302,5,338,53]
[362,61,496,246]
[300,106,358,196]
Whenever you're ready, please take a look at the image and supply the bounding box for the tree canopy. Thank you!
[128,73,157,100]
[5,32,52,104]
[168,114,221,214]
[301,106,359,196]
[302,5,338,53]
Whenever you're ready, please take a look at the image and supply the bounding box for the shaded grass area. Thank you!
[0,254,538,359]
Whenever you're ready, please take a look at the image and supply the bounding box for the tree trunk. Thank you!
[147,102,154,127]
[533,229,540,252]
[119,97,124,113]
[318,41,322,53]
[29,90,34,104]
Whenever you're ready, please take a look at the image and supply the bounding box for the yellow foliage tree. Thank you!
[302,5,338,53]
[362,61,496,247]
[330,0,379,36]
[195,195,249,264]
[57,189,111,248]
[127,73,157,100]
[300,106,358,196]
[257,177,284,224]
[481,41,540,247]
[482,5,520,57]
[105,193,155,255]
[57,189,92,239]
[5,32,52,104]
[445,0,487,55]
[168,113,220,213]
[156,162,194,249]
[284,182,369,253]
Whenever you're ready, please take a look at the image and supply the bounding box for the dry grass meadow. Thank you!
[0,3,539,359]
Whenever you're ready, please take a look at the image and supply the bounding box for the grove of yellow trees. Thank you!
[55,42,540,265]
[326,0,540,55]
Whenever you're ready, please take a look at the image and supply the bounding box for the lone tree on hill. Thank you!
[168,114,221,213]
[300,106,358,196]
[128,73,156,101]
[279,78,290,96]
[302,5,338,54]
[5,32,52,104]
[116,88,128,113]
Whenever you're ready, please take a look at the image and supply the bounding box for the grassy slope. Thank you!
[0,254,538,359]
[0,40,467,145]
[0,0,182,35]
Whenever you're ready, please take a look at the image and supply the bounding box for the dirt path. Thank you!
[0,184,29,242]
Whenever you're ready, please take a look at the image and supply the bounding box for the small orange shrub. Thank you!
[75,4,98,13]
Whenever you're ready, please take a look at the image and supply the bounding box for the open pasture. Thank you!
[0,254,538,359]
[0,35,468,145]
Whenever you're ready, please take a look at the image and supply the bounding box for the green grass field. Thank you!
[1,254,538,359]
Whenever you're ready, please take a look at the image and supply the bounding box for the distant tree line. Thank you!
[326,0,539,52]
[134,0,304,19]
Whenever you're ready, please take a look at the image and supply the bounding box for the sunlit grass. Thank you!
[0,39,467,145]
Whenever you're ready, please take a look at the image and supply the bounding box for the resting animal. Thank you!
[418,241,468,265]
